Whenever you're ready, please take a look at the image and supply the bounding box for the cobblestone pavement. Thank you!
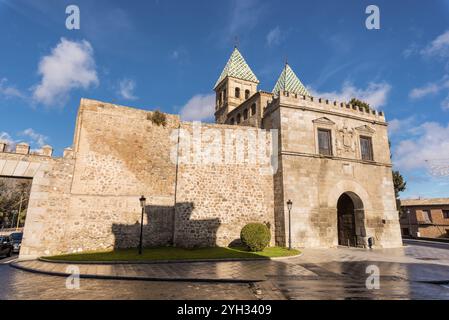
[0,264,259,300]
[2,242,449,300]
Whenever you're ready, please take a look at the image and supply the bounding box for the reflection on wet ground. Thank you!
[267,261,449,300]
[1,242,449,300]
[0,265,258,300]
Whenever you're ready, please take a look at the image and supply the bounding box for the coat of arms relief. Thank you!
[336,124,356,157]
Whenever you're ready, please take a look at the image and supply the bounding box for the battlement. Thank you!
[269,91,386,122]
[0,141,74,159]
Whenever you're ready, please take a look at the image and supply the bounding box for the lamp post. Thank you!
[139,195,146,255]
[287,200,293,250]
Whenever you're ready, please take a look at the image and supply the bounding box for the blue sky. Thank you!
[1,0,449,199]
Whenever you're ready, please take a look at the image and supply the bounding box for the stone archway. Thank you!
[337,192,366,247]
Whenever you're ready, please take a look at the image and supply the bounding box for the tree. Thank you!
[392,170,407,199]
[349,98,371,112]
[0,178,31,228]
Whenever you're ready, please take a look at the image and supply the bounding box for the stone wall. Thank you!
[19,99,275,258]
[174,122,275,247]
[0,149,76,258]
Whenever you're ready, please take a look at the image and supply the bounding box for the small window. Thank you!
[422,210,432,223]
[251,103,256,116]
[360,136,373,161]
[236,114,241,124]
[245,89,250,99]
[223,89,227,99]
[243,109,248,120]
[318,129,332,156]
[443,210,449,219]
[230,118,234,125]
[235,87,240,98]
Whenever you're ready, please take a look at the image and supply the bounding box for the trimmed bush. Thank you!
[240,223,271,252]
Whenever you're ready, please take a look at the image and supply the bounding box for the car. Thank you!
[10,232,23,253]
[0,236,13,257]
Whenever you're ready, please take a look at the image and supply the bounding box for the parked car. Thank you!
[10,232,23,253]
[0,236,13,257]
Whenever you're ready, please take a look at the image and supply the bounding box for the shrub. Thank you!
[240,223,271,252]
[148,110,167,126]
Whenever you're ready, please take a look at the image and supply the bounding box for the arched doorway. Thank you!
[337,192,366,247]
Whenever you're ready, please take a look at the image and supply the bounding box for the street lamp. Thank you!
[287,200,293,250]
[138,195,146,255]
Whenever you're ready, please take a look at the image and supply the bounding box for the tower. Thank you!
[214,47,259,124]
[272,62,310,97]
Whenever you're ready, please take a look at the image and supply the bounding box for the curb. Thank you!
[10,261,264,283]
[38,252,302,265]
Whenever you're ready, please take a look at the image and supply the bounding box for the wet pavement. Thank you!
[1,241,449,300]
[0,264,259,300]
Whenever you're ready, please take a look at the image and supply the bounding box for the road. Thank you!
[0,241,449,300]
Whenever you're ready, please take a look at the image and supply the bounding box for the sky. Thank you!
[0,0,449,199]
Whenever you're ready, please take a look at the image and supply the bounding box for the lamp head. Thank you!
[139,195,146,208]
[287,199,293,211]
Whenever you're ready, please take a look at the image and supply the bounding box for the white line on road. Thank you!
[0,257,18,264]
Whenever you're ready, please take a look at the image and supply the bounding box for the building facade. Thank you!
[0,48,402,259]
[400,198,449,239]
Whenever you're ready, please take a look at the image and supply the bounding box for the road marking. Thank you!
[0,257,18,264]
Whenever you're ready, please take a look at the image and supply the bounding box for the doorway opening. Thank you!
[337,192,366,247]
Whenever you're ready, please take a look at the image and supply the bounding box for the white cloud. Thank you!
[179,94,215,121]
[409,76,449,110]
[421,30,449,58]
[227,0,265,38]
[32,38,99,106]
[410,82,445,99]
[309,81,391,109]
[0,132,14,145]
[388,116,416,136]
[393,122,449,171]
[117,78,138,100]
[0,78,25,99]
[403,43,419,58]
[266,26,284,47]
[409,77,449,99]
[441,96,449,110]
[19,128,48,147]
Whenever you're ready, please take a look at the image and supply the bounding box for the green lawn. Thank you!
[44,246,301,262]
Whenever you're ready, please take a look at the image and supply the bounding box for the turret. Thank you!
[214,47,259,124]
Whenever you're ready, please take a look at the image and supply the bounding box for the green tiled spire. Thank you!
[272,63,310,96]
[214,48,259,89]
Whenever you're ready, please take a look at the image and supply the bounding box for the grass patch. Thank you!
[44,246,300,262]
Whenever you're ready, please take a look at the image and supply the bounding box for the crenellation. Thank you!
[276,93,385,122]
[63,147,74,159]
[15,142,30,155]
[41,145,53,157]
